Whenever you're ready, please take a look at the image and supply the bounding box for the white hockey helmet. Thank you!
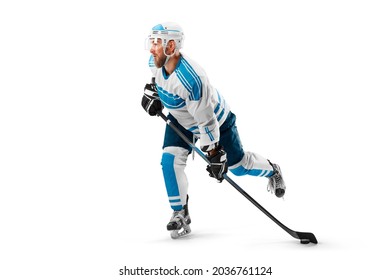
[146,22,185,51]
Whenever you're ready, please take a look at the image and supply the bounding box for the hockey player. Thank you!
[142,22,286,239]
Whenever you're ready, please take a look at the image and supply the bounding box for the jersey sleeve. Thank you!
[186,79,220,148]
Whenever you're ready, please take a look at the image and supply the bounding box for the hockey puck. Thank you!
[300,239,310,244]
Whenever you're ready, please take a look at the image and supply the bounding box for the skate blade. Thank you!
[170,225,191,239]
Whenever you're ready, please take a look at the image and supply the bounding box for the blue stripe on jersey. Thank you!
[205,127,214,141]
[216,90,227,108]
[217,90,221,102]
[215,90,227,121]
[214,101,225,121]
[176,70,192,94]
[214,102,221,114]
[157,85,186,109]
[217,108,225,122]
[182,58,202,100]
[176,58,202,101]
[188,126,199,132]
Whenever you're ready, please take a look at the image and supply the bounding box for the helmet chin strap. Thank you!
[163,47,176,66]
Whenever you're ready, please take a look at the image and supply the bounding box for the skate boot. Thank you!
[267,161,286,198]
[166,197,191,239]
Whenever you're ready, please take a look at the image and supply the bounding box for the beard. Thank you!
[153,54,167,68]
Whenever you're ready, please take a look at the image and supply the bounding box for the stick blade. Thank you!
[296,231,318,244]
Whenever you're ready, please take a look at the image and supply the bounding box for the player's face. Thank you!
[149,38,166,68]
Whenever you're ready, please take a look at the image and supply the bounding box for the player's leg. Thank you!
[220,112,286,198]
[161,114,193,238]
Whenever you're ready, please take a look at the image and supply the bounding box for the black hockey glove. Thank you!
[206,145,228,182]
[141,83,163,116]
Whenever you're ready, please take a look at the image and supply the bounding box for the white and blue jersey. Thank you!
[150,53,230,148]
[150,53,274,212]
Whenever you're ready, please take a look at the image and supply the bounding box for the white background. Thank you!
[1,0,389,279]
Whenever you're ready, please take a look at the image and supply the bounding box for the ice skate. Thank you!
[167,203,191,239]
[267,161,286,198]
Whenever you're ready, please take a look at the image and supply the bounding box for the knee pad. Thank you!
[161,147,189,173]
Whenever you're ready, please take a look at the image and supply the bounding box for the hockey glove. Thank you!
[206,145,228,182]
[141,83,163,116]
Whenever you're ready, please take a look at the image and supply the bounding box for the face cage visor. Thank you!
[144,31,183,51]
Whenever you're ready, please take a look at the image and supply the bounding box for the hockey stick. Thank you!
[157,111,318,244]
